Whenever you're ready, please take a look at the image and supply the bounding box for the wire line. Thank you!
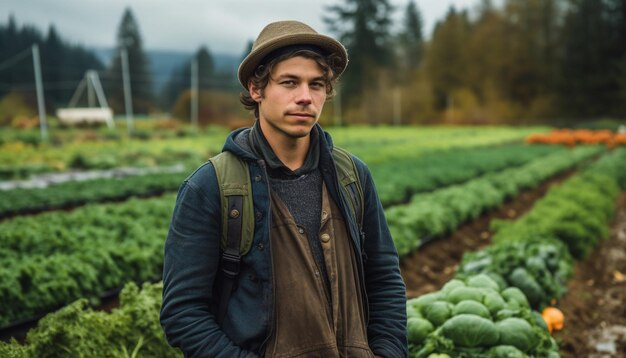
[0,47,33,72]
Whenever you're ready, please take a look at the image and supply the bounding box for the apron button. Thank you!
[321,233,331,243]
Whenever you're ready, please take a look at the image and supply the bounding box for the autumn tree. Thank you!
[423,7,471,113]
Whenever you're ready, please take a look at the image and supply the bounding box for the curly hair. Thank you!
[240,49,343,118]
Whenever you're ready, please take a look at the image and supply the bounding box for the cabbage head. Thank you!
[408,317,434,344]
[440,314,499,348]
[496,318,538,351]
[487,345,528,358]
[452,300,491,319]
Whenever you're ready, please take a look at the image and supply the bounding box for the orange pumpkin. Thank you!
[542,307,565,333]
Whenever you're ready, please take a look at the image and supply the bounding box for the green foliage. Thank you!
[0,195,175,326]
[487,345,527,358]
[424,301,454,327]
[0,171,186,216]
[492,150,623,259]
[408,317,434,344]
[440,314,500,348]
[0,282,182,358]
[507,268,544,309]
[407,274,557,357]
[456,238,574,309]
[387,146,602,256]
[588,147,626,189]
[373,143,561,206]
[452,301,491,319]
[0,129,226,180]
[495,318,537,352]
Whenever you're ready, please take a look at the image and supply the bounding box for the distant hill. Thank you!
[91,47,240,92]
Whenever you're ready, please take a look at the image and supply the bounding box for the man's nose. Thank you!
[295,84,313,105]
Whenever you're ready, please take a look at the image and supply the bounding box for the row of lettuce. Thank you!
[1,149,623,357]
[406,148,626,357]
[0,143,561,217]
[386,145,602,256]
[0,196,173,327]
[0,125,543,180]
[0,149,626,358]
[0,145,591,327]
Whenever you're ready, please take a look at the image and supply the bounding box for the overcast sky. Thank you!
[1,0,482,55]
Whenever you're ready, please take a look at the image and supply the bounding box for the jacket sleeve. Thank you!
[160,163,256,358]
[354,157,408,358]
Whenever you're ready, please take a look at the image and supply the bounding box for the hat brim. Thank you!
[238,33,348,89]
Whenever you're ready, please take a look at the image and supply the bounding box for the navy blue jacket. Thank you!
[160,126,407,357]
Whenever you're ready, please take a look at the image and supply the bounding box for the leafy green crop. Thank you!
[492,153,622,259]
[0,282,182,358]
[0,195,175,326]
[370,144,561,206]
[0,171,186,216]
[387,146,602,256]
[407,274,558,357]
[456,238,573,309]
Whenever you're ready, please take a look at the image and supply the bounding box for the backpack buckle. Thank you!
[221,252,241,278]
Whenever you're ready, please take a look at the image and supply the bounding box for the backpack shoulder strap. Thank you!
[208,151,255,325]
[209,151,255,255]
[332,146,364,230]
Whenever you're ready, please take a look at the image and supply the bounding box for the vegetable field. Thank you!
[1,123,625,357]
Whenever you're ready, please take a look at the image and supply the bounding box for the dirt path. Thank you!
[400,169,575,298]
[555,193,626,358]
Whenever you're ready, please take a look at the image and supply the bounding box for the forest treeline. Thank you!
[1,0,625,126]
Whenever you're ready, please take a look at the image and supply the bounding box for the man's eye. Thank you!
[281,80,296,86]
[310,82,325,89]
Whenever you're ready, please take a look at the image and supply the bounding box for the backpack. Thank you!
[209,146,364,324]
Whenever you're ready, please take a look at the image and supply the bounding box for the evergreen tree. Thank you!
[399,0,424,72]
[0,16,102,109]
[324,0,394,105]
[0,16,42,98]
[559,0,617,118]
[107,8,153,113]
[43,26,65,106]
[606,0,626,113]
[497,0,562,117]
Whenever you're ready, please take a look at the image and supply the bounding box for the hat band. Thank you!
[259,44,325,67]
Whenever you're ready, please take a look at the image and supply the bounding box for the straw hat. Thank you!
[238,20,348,89]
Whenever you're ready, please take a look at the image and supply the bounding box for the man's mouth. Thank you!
[287,112,315,118]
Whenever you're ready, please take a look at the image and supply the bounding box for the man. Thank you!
[160,20,407,357]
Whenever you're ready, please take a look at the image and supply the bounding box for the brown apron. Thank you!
[264,184,373,358]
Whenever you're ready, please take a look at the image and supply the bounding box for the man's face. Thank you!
[250,56,327,143]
